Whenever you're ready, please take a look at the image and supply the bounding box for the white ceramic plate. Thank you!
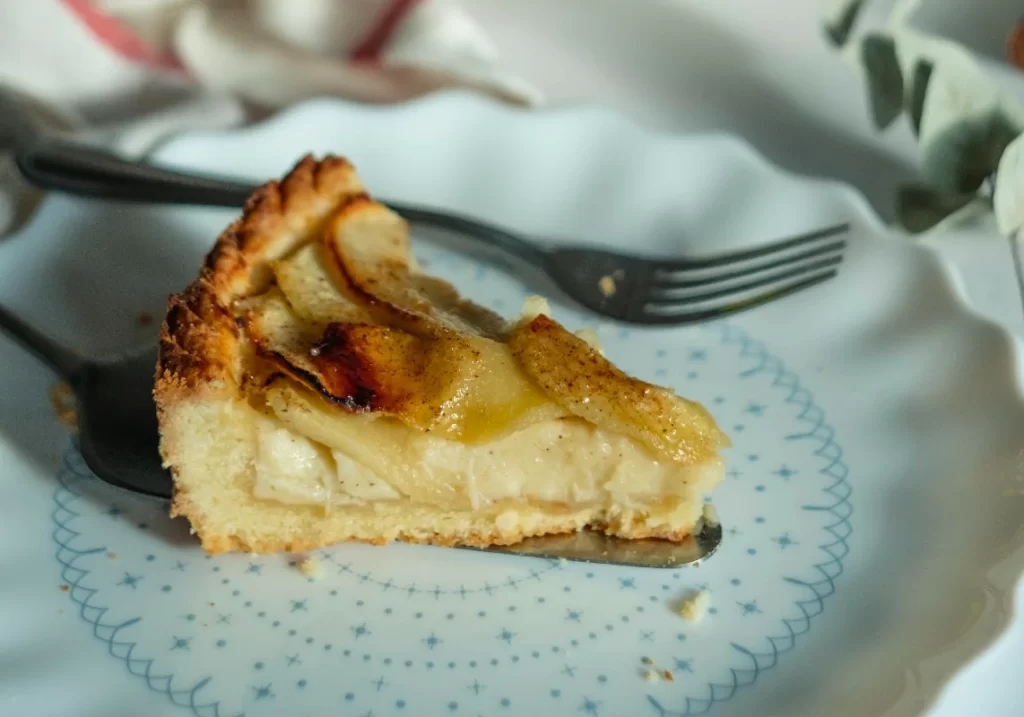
[2,93,1024,717]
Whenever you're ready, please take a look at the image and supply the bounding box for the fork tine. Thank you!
[645,254,843,305]
[637,270,839,324]
[652,222,851,271]
[651,240,845,290]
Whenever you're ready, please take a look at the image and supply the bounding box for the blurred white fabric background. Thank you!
[0,0,539,235]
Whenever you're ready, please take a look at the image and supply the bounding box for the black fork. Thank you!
[15,137,848,324]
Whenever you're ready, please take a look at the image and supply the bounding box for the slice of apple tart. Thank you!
[155,156,729,554]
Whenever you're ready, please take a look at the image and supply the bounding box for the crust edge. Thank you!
[163,505,698,556]
[155,155,366,537]
[155,154,365,410]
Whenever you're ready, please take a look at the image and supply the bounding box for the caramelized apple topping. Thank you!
[237,192,726,461]
[509,314,729,465]
[245,291,563,442]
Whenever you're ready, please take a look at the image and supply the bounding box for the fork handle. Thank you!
[16,138,551,267]
[0,303,83,380]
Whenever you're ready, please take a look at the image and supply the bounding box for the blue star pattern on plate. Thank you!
[50,242,851,717]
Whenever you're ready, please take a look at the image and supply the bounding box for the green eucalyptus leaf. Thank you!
[861,34,905,130]
[907,60,933,137]
[824,0,865,47]
[895,183,977,233]
[920,109,1020,193]
[915,43,1010,154]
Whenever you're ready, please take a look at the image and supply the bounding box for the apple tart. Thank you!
[155,156,729,554]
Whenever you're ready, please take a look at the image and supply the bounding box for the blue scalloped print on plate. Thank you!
[51,242,851,717]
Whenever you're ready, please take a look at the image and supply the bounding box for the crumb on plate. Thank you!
[677,589,711,622]
[702,503,720,527]
[49,382,78,429]
[298,555,321,579]
[662,670,674,682]
[59,584,70,592]
[598,275,617,297]
[644,670,659,682]
[136,311,154,328]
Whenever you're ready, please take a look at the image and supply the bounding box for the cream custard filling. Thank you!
[252,396,723,530]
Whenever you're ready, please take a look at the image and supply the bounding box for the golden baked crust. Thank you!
[157,156,367,542]
[157,155,363,405]
[156,155,727,554]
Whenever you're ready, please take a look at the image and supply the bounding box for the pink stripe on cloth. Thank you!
[61,0,185,72]
[350,0,422,63]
